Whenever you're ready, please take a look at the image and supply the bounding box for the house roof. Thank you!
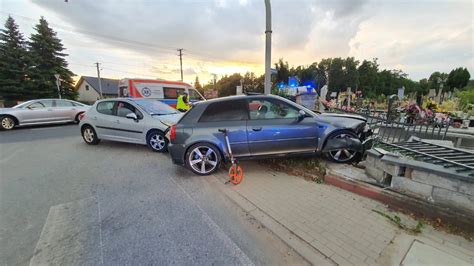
[77,76,119,95]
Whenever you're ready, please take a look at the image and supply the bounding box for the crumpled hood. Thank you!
[315,112,366,131]
[153,113,183,127]
[319,112,367,122]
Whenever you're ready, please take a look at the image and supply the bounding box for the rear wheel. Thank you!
[81,125,100,145]
[146,130,168,152]
[185,143,221,175]
[0,116,15,130]
[325,130,361,163]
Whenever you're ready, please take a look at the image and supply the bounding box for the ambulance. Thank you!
[118,78,205,108]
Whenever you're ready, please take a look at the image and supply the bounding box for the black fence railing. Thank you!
[325,108,451,144]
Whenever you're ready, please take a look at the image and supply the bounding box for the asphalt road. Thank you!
[0,124,307,265]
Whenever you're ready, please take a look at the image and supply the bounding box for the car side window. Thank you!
[248,99,300,120]
[116,101,143,119]
[199,100,248,122]
[27,102,45,109]
[96,101,115,115]
[39,100,54,108]
[188,89,203,101]
[55,100,74,107]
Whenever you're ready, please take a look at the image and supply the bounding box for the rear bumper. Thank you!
[169,143,186,165]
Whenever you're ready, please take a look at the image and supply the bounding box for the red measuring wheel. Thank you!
[228,164,244,185]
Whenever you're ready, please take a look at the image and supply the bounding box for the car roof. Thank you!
[194,94,282,106]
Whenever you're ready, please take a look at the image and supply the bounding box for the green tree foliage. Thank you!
[216,73,242,97]
[447,67,470,90]
[0,16,30,101]
[358,59,379,98]
[428,71,448,91]
[274,58,290,85]
[28,17,76,99]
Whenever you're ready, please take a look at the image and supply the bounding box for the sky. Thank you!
[0,0,473,85]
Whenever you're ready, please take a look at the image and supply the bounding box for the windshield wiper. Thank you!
[151,112,178,116]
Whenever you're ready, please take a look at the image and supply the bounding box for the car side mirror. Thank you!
[126,113,138,121]
[298,110,306,121]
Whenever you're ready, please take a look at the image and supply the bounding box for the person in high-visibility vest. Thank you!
[176,92,191,112]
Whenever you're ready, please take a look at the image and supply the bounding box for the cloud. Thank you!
[15,0,473,82]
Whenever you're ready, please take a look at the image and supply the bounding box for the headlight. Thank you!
[363,123,370,132]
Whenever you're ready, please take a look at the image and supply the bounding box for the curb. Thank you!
[210,174,335,266]
[324,174,474,235]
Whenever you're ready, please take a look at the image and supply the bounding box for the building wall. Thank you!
[77,81,100,103]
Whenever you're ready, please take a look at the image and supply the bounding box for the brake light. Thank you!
[79,113,86,121]
[170,124,177,141]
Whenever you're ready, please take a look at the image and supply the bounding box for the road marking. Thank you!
[0,147,24,164]
[168,176,254,266]
[30,197,102,266]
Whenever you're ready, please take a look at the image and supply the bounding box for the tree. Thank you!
[28,17,76,99]
[194,76,203,95]
[274,58,290,85]
[447,67,470,90]
[428,71,448,91]
[0,16,30,102]
[343,57,359,90]
[328,57,345,92]
[216,73,242,97]
[358,58,379,98]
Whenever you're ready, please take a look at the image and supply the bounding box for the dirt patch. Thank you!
[258,157,326,183]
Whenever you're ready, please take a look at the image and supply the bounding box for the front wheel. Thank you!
[81,125,100,145]
[0,116,15,130]
[146,130,168,152]
[185,143,221,175]
[324,130,361,163]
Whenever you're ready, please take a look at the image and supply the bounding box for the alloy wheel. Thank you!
[188,146,218,174]
[83,128,95,143]
[1,117,14,130]
[328,133,358,163]
[150,134,166,151]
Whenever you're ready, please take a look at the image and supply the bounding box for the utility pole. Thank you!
[264,0,272,95]
[212,73,217,90]
[54,74,61,99]
[95,62,103,99]
[177,48,184,81]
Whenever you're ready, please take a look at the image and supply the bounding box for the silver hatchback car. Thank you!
[79,98,183,152]
[0,99,90,130]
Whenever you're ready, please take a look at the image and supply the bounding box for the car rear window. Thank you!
[96,101,115,115]
[199,100,248,122]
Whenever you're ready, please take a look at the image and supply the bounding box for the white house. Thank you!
[75,76,119,103]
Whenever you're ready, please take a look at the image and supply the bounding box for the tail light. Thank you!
[170,124,177,141]
[78,113,86,121]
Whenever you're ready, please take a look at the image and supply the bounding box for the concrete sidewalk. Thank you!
[213,162,474,266]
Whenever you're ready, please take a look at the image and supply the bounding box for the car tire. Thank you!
[0,115,16,130]
[324,130,361,164]
[185,143,222,176]
[146,130,168,152]
[81,125,100,145]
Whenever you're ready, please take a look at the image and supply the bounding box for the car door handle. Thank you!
[252,127,262,131]
[92,116,97,120]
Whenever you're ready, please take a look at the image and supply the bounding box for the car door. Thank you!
[246,98,319,156]
[94,101,118,139]
[112,101,145,143]
[18,100,55,124]
[195,99,250,157]
[53,100,77,121]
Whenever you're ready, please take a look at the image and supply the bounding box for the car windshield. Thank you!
[133,99,179,115]
[13,101,33,108]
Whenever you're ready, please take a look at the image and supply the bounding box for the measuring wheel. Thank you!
[228,164,244,185]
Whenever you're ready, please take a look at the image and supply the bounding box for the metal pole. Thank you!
[54,74,61,99]
[264,0,272,95]
[95,62,103,99]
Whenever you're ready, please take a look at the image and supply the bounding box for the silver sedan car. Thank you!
[0,99,90,130]
[79,98,183,152]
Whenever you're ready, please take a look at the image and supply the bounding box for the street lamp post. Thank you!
[54,74,61,99]
[264,0,272,95]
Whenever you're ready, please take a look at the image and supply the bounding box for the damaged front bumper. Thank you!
[322,136,375,153]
